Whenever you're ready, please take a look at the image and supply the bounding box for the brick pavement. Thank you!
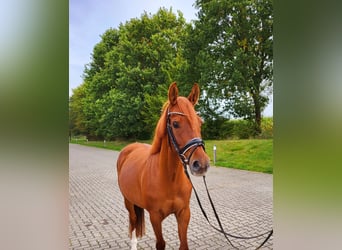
[69,144,273,249]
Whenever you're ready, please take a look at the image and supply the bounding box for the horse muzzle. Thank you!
[178,138,210,177]
[189,158,210,176]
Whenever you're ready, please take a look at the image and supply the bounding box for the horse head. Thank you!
[166,82,210,176]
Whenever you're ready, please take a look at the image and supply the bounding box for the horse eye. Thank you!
[172,121,180,129]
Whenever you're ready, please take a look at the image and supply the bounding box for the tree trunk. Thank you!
[253,94,262,136]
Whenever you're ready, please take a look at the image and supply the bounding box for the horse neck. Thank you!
[158,137,183,181]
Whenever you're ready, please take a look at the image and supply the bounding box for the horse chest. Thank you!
[144,182,191,212]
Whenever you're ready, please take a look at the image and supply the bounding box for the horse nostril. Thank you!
[193,160,201,170]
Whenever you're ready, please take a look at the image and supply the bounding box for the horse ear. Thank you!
[168,82,178,105]
[188,83,200,106]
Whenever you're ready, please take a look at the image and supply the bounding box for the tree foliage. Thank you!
[70,8,190,139]
[70,3,273,139]
[191,0,273,134]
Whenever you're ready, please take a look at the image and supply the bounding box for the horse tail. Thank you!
[134,205,145,238]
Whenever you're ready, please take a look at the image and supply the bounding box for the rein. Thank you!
[186,174,273,250]
[166,109,273,249]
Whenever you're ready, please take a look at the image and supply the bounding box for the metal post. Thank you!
[213,144,217,166]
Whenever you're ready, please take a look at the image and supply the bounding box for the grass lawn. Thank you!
[69,138,151,151]
[70,138,272,174]
[205,139,273,174]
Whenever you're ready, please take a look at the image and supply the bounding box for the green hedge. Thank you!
[202,117,273,140]
[72,117,273,141]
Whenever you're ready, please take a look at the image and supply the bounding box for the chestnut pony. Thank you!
[117,82,210,250]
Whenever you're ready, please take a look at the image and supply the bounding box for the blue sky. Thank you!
[69,0,272,116]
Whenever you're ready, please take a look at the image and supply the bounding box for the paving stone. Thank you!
[69,144,273,249]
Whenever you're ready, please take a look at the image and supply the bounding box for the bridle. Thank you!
[166,108,205,171]
[166,107,273,249]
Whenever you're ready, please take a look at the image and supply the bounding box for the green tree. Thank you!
[70,8,191,139]
[70,29,121,140]
[69,84,89,136]
[192,0,273,134]
[81,28,121,102]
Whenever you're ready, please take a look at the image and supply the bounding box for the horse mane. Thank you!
[150,102,170,155]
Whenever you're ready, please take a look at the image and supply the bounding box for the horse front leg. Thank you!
[176,206,190,250]
[150,211,166,250]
